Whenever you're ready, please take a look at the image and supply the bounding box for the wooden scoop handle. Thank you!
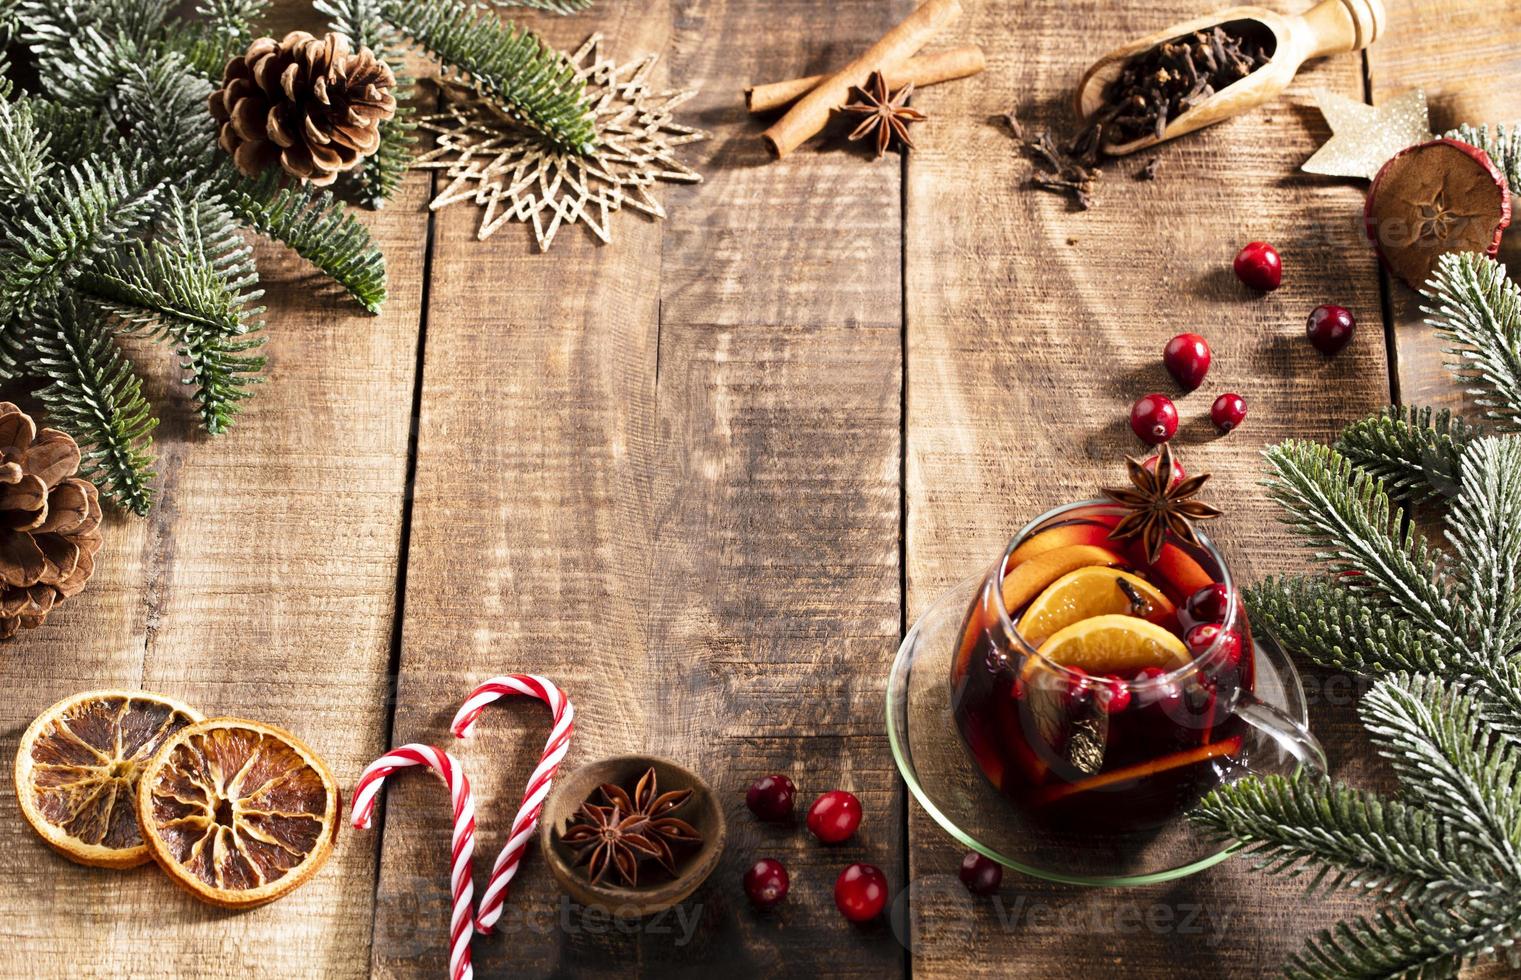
[1294,0,1385,61]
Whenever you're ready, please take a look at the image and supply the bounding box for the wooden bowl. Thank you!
[538,755,726,916]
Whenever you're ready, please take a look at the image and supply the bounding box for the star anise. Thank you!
[559,802,663,887]
[599,767,701,873]
[839,71,927,159]
[1101,443,1222,562]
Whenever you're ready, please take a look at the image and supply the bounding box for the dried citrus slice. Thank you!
[136,718,339,908]
[1035,614,1191,675]
[1018,567,1175,645]
[14,690,203,868]
[1000,544,1124,616]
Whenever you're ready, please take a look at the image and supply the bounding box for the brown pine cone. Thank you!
[208,31,397,186]
[0,404,102,640]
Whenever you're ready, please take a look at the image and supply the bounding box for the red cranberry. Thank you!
[1186,583,1230,624]
[746,774,796,821]
[834,863,888,922]
[1186,623,1243,667]
[743,858,790,910]
[1095,673,1132,713]
[807,790,862,844]
[1162,333,1212,391]
[1130,394,1179,445]
[1233,241,1282,291]
[1210,392,1247,433]
[1141,451,1186,489]
[1133,665,1179,707]
[959,852,1003,896]
[1307,304,1355,354]
[1063,665,1091,704]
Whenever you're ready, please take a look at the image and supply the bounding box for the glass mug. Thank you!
[949,500,1325,832]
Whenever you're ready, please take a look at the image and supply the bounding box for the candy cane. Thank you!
[450,674,574,934]
[351,745,477,980]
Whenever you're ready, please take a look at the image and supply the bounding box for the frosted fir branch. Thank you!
[1358,675,1521,877]
[1422,253,1521,429]
[1336,407,1478,505]
[1262,440,1460,647]
[1193,772,1491,903]
[1245,576,1452,677]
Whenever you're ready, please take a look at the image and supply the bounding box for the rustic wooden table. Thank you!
[3,0,1517,976]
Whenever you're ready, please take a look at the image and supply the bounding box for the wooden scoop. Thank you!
[1074,0,1385,156]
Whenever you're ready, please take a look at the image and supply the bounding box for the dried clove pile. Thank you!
[1008,21,1270,210]
[1083,22,1273,150]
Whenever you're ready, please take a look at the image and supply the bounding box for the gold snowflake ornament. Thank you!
[414,34,706,250]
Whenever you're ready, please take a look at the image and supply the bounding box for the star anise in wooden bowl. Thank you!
[542,755,725,915]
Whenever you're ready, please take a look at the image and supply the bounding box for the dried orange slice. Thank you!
[14,690,203,868]
[1018,567,1175,645]
[135,718,339,908]
[1035,614,1190,675]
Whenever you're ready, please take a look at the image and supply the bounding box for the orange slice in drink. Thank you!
[14,690,203,868]
[1034,614,1190,675]
[1018,567,1175,645]
[1000,544,1125,616]
[136,718,339,908]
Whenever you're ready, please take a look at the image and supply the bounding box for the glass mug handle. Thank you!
[1232,696,1328,776]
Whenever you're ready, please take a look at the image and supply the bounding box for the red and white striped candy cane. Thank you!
[450,674,574,934]
[351,745,477,980]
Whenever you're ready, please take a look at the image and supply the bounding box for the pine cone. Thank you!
[0,404,102,640]
[209,31,397,186]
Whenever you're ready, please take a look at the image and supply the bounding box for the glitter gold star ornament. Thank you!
[1302,87,1432,180]
[415,34,705,250]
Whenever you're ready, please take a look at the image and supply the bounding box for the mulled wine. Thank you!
[949,504,1253,831]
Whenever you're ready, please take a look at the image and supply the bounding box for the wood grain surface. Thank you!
[0,0,1513,977]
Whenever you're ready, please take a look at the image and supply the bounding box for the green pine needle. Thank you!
[0,97,49,203]
[1287,903,1521,980]
[0,158,165,318]
[1244,576,1449,677]
[1336,407,1477,505]
[30,292,158,514]
[1262,440,1458,643]
[77,188,266,434]
[219,167,387,312]
[316,0,418,208]
[1359,674,1521,873]
[1422,252,1521,428]
[165,0,270,78]
[1193,771,1486,902]
[381,0,596,153]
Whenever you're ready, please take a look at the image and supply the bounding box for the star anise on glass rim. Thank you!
[559,802,663,887]
[839,71,928,158]
[599,767,701,873]
[1101,443,1222,563]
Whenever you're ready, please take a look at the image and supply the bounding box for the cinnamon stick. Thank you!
[761,0,962,159]
[746,45,985,115]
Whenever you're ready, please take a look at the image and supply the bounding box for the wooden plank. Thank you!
[372,0,908,975]
[369,3,669,976]
[647,0,907,972]
[1365,0,1521,410]
[903,1,1393,975]
[0,3,429,975]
